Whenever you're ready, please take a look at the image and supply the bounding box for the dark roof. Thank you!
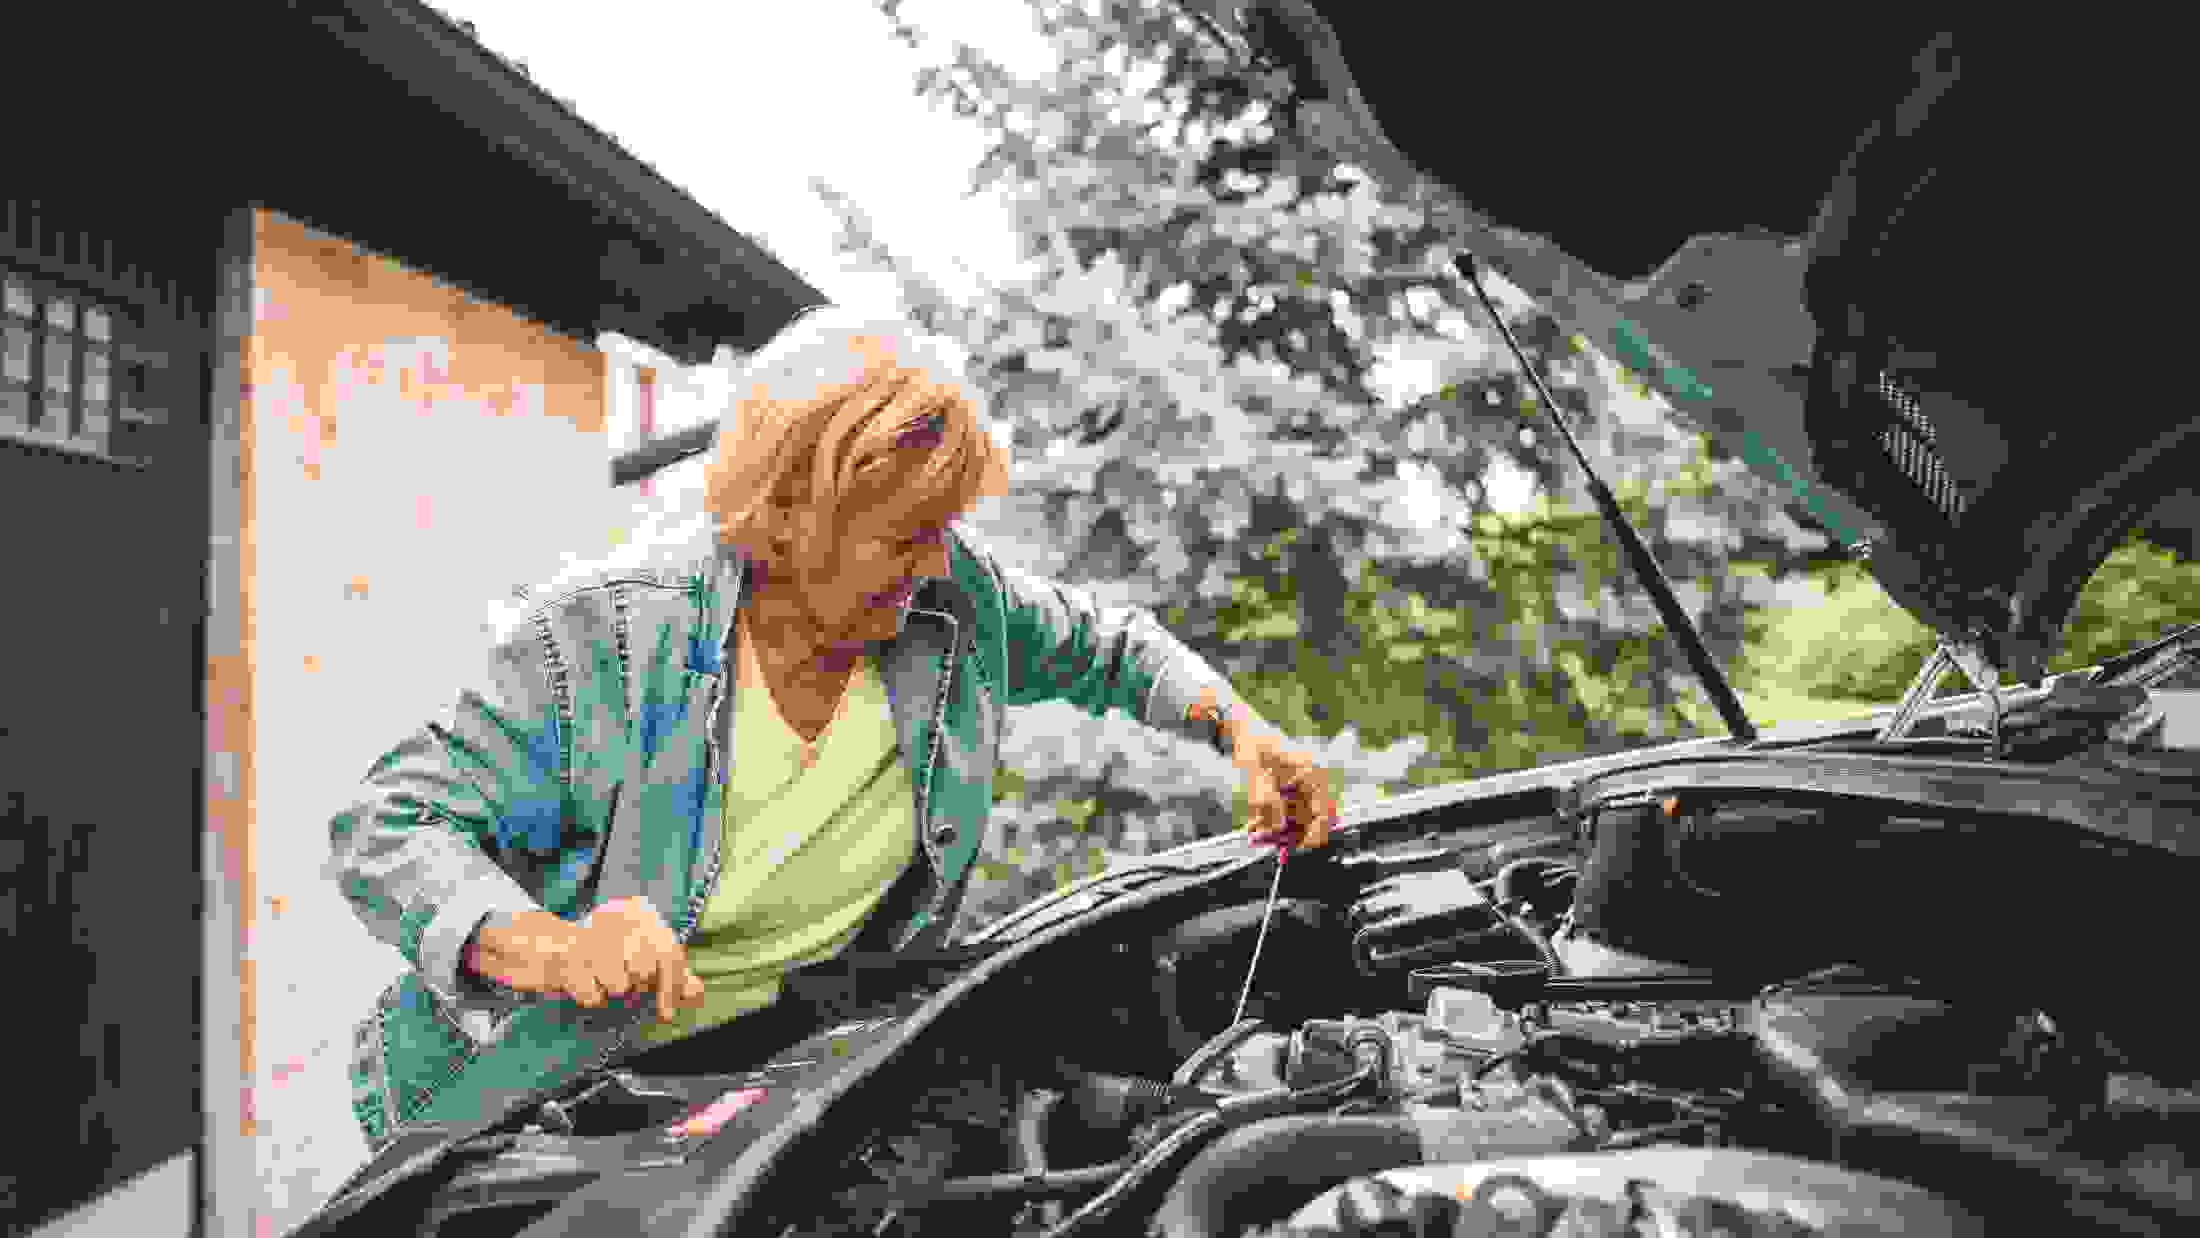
[316,0,830,362]
[420,4,707,229]
[411,0,827,326]
[15,1,826,365]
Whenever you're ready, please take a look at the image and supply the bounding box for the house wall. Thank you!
[599,331,738,522]
[231,208,639,1237]
[222,226,1069,1232]
[4,197,211,1238]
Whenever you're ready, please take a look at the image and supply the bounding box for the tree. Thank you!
[853,0,1837,931]
[1746,533,2200,709]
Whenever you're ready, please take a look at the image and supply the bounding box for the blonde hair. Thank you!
[483,311,1010,637]
[703,309,1011,575]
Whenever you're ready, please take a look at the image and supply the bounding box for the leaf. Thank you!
[1059,798,1099,832]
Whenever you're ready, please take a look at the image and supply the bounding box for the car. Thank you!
[290,9,2199,1236]
[285,606,2200,1238]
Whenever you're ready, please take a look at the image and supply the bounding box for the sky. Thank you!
[434,0,1055,312]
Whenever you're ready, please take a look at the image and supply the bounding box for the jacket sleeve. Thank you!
[951,525,1276,749]
[326,613,568,1013]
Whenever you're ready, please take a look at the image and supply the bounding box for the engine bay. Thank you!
[354,803,2200,1238]
[745,842,2200,1238]
[767,987,2196,1236]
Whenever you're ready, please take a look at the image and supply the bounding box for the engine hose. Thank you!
[1146,1104,1594,1238]
[1147,1116,1421,1238]
[1154,954,1205,1059]
[1492,858,1573,912]
[937,1163,1127,1198]
[1501,908,1564,973]
[1016,1090,1064,1173]
[1038,1066,1380,1238]
[842,1161,1131,1212]
[1052,1059,1179,1136]
[1172,1019,1269,1089]
[1035,1110,1232,1238]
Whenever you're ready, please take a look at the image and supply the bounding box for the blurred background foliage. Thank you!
[1745,538,2200,710]
[841,0,2197,935]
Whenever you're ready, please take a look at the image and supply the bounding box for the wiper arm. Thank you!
[1455,254,1757,742]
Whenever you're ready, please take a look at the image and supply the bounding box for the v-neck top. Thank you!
[635,611,916,1045]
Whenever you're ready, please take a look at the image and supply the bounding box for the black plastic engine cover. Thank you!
[1747,994,2200,1231]
[1569,795,1792,981]
[1751,995,2044,1097]
[1567,789,2195,1058]
[1346,868,1512,975]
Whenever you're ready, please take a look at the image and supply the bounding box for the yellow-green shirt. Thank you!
[637,618,916,1045]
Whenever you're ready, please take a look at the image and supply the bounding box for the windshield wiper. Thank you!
[1455,254,1758,742]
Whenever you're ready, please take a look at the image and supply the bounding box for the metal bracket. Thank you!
[1943,638,2005,759]
[1876,638,2005,756]
[1876,644,1952,743]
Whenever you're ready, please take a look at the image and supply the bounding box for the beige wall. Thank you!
[223,208,636,1235]
[212,217,1059,1234]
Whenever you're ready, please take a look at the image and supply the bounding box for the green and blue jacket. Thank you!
[329,525,1253,1149]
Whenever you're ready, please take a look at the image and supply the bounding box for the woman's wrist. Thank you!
[466,909,562,992]
[1188,694,1238,759]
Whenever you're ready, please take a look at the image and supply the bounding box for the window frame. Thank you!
[2,263,150,468]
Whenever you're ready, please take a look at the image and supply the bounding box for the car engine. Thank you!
[789,980,2195,1236]
[764,843,2199,1238]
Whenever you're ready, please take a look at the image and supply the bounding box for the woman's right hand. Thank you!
[470,898,707,1021]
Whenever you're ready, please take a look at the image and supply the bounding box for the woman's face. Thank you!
[805,503,954,645]
[754,440,963,653]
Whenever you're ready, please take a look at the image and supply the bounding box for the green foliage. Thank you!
[2059,537,2197,671]
[1213,483,1777,784]
[1737,531,2199,707]
[1738,561,1939,705]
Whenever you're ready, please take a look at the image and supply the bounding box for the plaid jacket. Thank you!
[329,525,1251,1148]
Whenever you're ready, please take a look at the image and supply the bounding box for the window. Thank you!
[2,266,156,465]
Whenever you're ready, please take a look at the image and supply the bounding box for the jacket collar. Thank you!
[708,538,963,662]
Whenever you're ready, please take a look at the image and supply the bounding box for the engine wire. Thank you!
[1037,1064,1381,1238]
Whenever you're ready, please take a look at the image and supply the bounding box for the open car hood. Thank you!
[1185,3,2200,683]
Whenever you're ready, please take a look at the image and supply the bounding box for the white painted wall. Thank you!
[246,331,734,1237]
[245,351,622,1235]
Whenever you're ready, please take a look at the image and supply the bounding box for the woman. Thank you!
[328,307,1338,1152]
